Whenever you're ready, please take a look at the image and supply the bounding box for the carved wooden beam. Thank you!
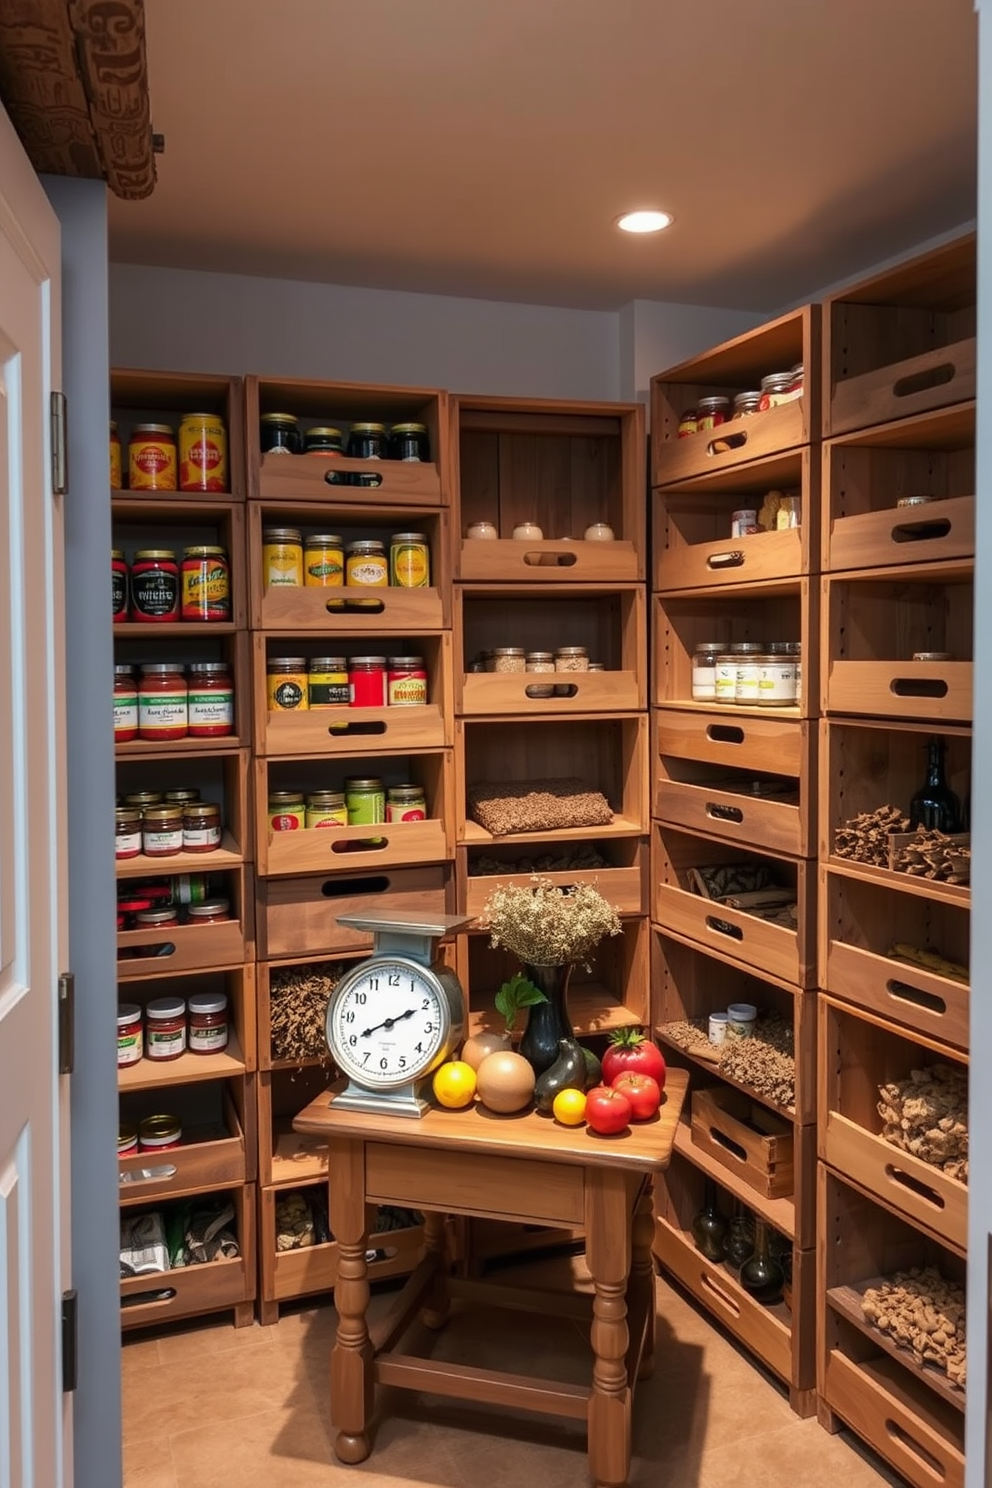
[0,0,155,199]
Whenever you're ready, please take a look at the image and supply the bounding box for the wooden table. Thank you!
[294,1068,687,1488]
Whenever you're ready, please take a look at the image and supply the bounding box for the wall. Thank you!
[44,177,122,1488]
[618,299,766,405]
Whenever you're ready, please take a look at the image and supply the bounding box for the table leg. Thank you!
[585,1168,633,1488]
[329,1138,374,1464]
[420,1209,451,1330]
[631,1179,656,1381]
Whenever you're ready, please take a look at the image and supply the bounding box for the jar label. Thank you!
[345,793,385,825]
[309,680,350,707]
[386,804,426,822]
[117,1031,143,1065]
[115,830,141,857]
[346,560,389,586]
[188,691,235,727]
[138,696,188,729]
[189,1025,228,1052]
[264,548,302,587]
[304,556,344,586]
[144,828,184,854]
[112,569,128,615]
[183,825,222,849]
[390,543,430,588]
[271,812,304,831]
[268,678,306,710]
[114,698,138,730]
[146,1027,186,1057]
[182,562,230,617]
[132,571,179,617]
[308,810,349,828]
[387,676,427,706]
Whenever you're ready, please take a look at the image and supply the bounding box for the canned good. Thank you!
[731,510,759,538]
[390,532,430,588]
[138,664,188,741]
[260,412,302,455]
[346,540,389,587]
[758,372,793,410]
[305,791,349,829]
[145,998,187,1061]
[130,549,180,622]
[181,546,230,621]
[182,802,223,853]
[269,792,306,831]
[344,776,386,825]
[112,549,129,622]
[696,396,730,432]
[387,785,427,822]
[262,527,304,589]
[129,424,177,491]
[187,662,235,738]
[115,808,143,861]
[138,1114,183,1150]
[114,665,138,742]
[349,656,387,707]
[390,423,430,462]
[178,413,228,492]
[308,657,350,708]
[677,409,698,438]
[110,422,123,488]
[304,534,344,587]
[347,423,388,460]
[142,805,184,858]
[387,656,427,706]
[267,657,309,711]
[692,643,725,702]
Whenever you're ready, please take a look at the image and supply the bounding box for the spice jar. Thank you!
[170,874,209,905]
[269,792,306,831]
[110,422,123,488]
[138,664,188,741]
[525,651,555,698]
[178,413,228,493]
[308,657,349,709]
[758,373,793,410]
[696,396,730,432]
[115,807,143,861]
[390,423,431,462]
[187,899,231,925]
[387,656,427,706]
[182,802,222,853]
[303,428,344,479]
[347,422,388,460]
[492,648,526,674]
[187,661,235,738]
[708,1012,729,1046]
[260,412,302,455]
[129,424,177,491]
[181,546,230,621]
[692,643,725,701]
[138,1114,183,1152]
[114,665,138,743]
[344,776,386,825]
[390,532,430,588]
[304,534,344,587]
[262,527,304,589]
[305,791,349,829]
[188,992,229,1053]
[584,522,615,541]
[677,409,698,438]
[345,540,389,587]
[714,644,761,705]
[348,656,387,707]
[145,997,187,1061]
[387,785,427,821]
[555,647,589,672]
[117,1004,144,1067]
[112,549,129,621]
[755,653,797,707]
[142,805,184,858]
[732,391,762,418]
[130,550,180,622]
[267,657,309,712]
[134,908,179,934]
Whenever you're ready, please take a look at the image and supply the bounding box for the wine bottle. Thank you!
[910,738,962,833]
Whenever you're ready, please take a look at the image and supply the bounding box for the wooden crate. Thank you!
[822,404,974,573]
[651,823,815,988]
[117,864,253,980]
[253,632,453,756]
[255,861,452,960]
[651,306,820,487]
[113,498,249,630]
[819,865,969,1051]
[111,369,246,501]
[120,1184,256,1330]
[822,234,976,438]
[454,583,646,714]
[114,628,253,757]
[654,448,817,590]
[115,746,251,870]
[821,564,973,722]
[258,1066,338,1189]
[119,1084,252,1206]
[818,996,968,1251]
[690,1086,794,1199]
[452,395,645,581]
[654,579,817,719]
[458,837,647,921]
[245,375,449,506]
[116,964,258,1085]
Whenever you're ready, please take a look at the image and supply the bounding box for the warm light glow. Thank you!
[616,210,674,234]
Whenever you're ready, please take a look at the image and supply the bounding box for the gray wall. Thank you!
[44,177,122,1488]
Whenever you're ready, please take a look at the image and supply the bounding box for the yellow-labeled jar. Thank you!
[305,791,349,829]
[345,540,388,587]
[267,657,309,711]
[390,532,430,588]
[304,534,344,587]
[262,527,303,589]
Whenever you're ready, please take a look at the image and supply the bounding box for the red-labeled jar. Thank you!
[112,549,129,621]
[145,996,186,1061]
[114,665,139,743]
[349,655,387,707]
[187,661,234,738]
[188,992,228,1053]
[182,802,222,853]
[118,1125,138,1156]
[269,792,305,831]
[181,546,230,622]
[110,422,123,489]
[142,805,184,858]
[138,664,188,742]
[115,807,143,860]
[134,907,179,930]
[387,656,427,707]
[130,550,180,623]
[138,1115,182,1151]
[187,898,231,925]
[117,1004,143,1066]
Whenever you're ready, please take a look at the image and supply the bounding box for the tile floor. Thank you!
[122,1263,906,1488]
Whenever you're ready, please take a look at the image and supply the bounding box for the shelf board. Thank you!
[825,856,969,908]
[672,1119,796,1240]
[468,982,643,1040]
[827,1281,964,1413]
[113,487,240,505]
[117,1028,246,1091]
[116,832,244,878]
[116,736,247,758]
[460,815,644,847]
[655,1214,793,1332]
[655,699,803,722]
[655,1025,797,1123]
[113,621,238,638]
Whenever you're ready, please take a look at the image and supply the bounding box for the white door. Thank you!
[0,108,71,1486]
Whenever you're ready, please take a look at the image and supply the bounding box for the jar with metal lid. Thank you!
[267,657,309,712]
[138,1114,182,1151]
[587,661,606,672]
[260,412,302,454]
[145,997,187,1060]
[525,651,556,698]
[492,648,526,674]
[555,647,589,672]
[188,992,228,1053]
[784,641,802,705]
[182,802,222,853]
[308,656,349,709]
[387,656,427,706]
[115,807,143,861]
[715,644,763,704]
[269,792,306,831]
[169,874,209,905]
[390,532,430,588]
[262,527,304,589]
[138,664,188,741]
[347,423,388,460]
[129,424,177,491]
[346,540,389,587]
[303,427,344,479]
[480,650,496,672]
[164,788,200,806]
[733,644,766,705]
[181,546,230,621]
[187,661,235,737]
[387,785,427,822]
[130,549,180,622]
[119,1125,138,1156]
[304,534,344,587]
[390,422,430,462]
[112,549,129,621]
[344,776,386,825]
[187,899,231,925]
[732,391,762,419]
[786,363,804,400]
[677,409,698,438]
[117,1004,143,1067]
[123,791,163,809]
[110,422,123,488]
[142,805,184,858]
[692,643,725,701]
[178,413,228,492]
[349,656,387,707]
[696,396,731,432]
[755,654,797,706]
[114,665,138,743]
[305,791,349,829]
[466,520,498,540]
[758,372,793,411]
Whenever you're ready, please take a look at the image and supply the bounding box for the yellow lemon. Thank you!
[552,1088,587,1126]
[432,1060,477,1109]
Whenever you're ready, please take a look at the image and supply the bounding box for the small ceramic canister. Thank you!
[727,1003,758,1037]
[512,521,543,540]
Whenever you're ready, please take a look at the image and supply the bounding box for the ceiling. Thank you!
[107,0,978,312]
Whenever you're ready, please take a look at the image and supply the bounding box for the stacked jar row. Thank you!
[112,414,229,493]
[268,777,426,831]
[260,415,430,465]
[677,364,805,438]
[693,642,802,706]
[117,992,229,1067]
[267,655,427,711]
[116,788,223,859]
[114,662,235,742]
[263,529,430,590]
[113,546,231,623]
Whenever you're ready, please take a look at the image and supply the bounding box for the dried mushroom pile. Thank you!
[862,1267,966,1388]
[686,862,797,928]
[662,1017,796,1110]
[269,962,342,1065]
[834,805,909,867]
[878,1062,968,1182]
[471,846,608,877]
[890,828,970,885]
[833,807,970,884]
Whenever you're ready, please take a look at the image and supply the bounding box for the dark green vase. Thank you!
[518,963,574,1076]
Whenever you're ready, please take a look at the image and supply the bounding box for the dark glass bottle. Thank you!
[739,1219,784,1304]
[691,1180,728,1262]
[910,738,962,833]
[724,1205,755,1271]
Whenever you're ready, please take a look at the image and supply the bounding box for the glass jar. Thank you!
[304,534,344,587]
[677,409,698,438]
[142,805,184,858]
[344,776,386,825]
[345,540,389,587]
[466,520,498,540]
[696,396,730,432]
[114,665,138,743]
[138,664,188,741]
[758,372,793,411]
[145,997,187,1061]
[269,792,306,831]
[117,1004,143,1067]
[181,546,230,621]
[134,907,179,933]
[305,791,349,829]
[732,391,762,418]
[387,785,427,822]
[692,642,725,701]
[786,362,805,400]
[110,422,123,488]
[130,549,180,622]
[714,644,762,705]
[755,654,797,707]
[182,802,222,853]
[138,1115,183,1152]
[308,656,350,709]
[170,874,209,905]
[348,656,387,707]
[774,494,802,531]
[118,1125,138,1156]
[492,648,526,674]
[260,412,302,455]
[129,424,177,491]
[178,413,228,493]
[525,651,555,698]
[187,899,231,925]
[187,662,235,738]
[112,549,129,622]
[390,532,430,588]
[554,647,589,672]
[739,1219,785,1304]
[734,651,764,705]
[123,791,163,809]
[389,422,430,462]
[188,992,229,1053]
[304,426,344,470]
[727,1002,758,1037]
[262,527,304,589]
[690,1180,728,1261]
[165,788,200,806]
[347,422,388,460]
[267,657,309,712]
[387,656,427,707]
[584,522,615,541]
[115,807,143,861]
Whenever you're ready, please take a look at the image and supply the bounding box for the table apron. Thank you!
[364,1142,585,1227]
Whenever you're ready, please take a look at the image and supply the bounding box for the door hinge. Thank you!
[61,1289,78,1393]
[58,972,74,1075]
[50,390,67,495]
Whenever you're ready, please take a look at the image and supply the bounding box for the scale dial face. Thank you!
[326,955,453,1090]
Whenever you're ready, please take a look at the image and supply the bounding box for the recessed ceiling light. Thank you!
[616,210,674,234]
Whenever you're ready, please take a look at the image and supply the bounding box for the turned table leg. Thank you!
[329,1138,374,1464]
[631,1179,656,1381]
[585,1168,634,1488]
[420,1209,451,1329]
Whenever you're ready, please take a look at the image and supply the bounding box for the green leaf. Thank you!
[493,973,547,1031]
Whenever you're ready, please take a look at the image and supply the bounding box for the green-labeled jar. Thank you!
[343,776,386,825]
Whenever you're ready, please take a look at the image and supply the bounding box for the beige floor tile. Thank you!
[153,1314,276,1365]
[122,1438,177,1488]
